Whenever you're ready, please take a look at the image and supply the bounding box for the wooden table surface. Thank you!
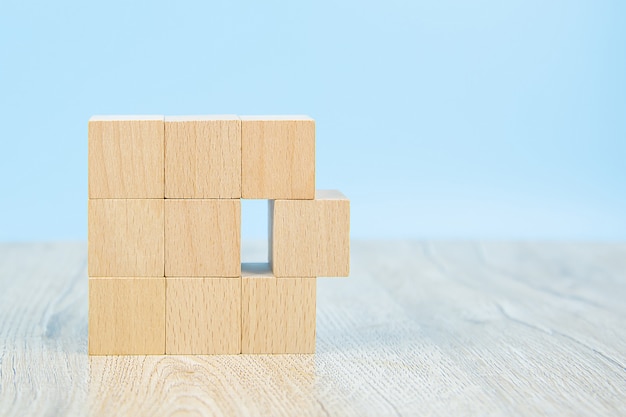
[1,241,625,416]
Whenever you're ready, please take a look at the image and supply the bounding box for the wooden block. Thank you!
[165,115,241,198]
[89,277,165,355]
[241,263,316,354]
[241,116,315,199]
[166,278,241,354]
[270,190,350,277]
[88,115,164,198]
[88,199,164,277]
[165,199,240,277]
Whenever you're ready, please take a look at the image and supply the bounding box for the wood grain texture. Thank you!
[88,115,164,198]
[241,115,315,200]
[89,277,165,355]
[88,199,164,277]
[241,263,316,354]
[270,190,350,277]
[165,115,241,199]
[166,278,241,354]
[165,199,241,277]
[2,241,626,416]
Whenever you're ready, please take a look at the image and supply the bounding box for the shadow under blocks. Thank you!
[87,115,350,355]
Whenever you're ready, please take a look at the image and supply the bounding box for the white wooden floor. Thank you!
[0,241,625,416]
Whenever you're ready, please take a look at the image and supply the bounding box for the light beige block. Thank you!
[88,115,164,198]
[241,263,316,354]
[270,190,350,277]
[166,278,241,354]
[165,199,241,277]
[88,277,165,355]
[88,199,164,277]
[165,115,241,199]
[241,115,315,199]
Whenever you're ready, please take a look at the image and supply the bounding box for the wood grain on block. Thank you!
[88,115,164,198]
[88,199,164,277]
[270,190,350,277]
[241,116,315,200]
[241,263,316,354]
[165,199,240,277]
[165,115,241,199]
[88,277,165,355]
[166,278,241,354]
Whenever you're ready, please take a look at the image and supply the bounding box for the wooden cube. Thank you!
[241,116,315,199]
[166,278,241,354]
[241,263,316,354]
[89,277,165,355]
[270,190,350,277]
[165,115,241,199]
[88,199,164,277]
[88,115,164,198]
[165,199,240,277]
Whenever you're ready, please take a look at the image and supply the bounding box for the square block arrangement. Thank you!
[165,199,241,277]
[166,278,241,354]
[270,190,350,277]
[88,199,164,277]
[88,115,349,355]
[165,115,241,198]
[89,277,165,355]
[241,264,316,354]
[88,116,164,198]
[241,116,315,199]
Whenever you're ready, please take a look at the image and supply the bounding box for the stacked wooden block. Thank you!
[88,115,350,355]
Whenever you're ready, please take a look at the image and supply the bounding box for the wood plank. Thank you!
[89,277,165,355]
[241,115,315,199]
[165,115,241,199]
[165,199,241,277]
[166,277,241,354]
[2,241,626,416]
[270,190,350,277]
[88,199,164,277]
[88,115,164,198]
[241,263,316,354]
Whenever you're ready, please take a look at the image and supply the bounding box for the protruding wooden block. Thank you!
[88,199,164,277]
[88,115,164,198]
[166,278,241,354]
[241,116,315,200]
[165,199,241,277]
[241,263,316,354]
[270,190,350,277]
[89,277,165,355]
[165,115,241,199]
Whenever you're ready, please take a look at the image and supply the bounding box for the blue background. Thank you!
[1,0,625,241]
